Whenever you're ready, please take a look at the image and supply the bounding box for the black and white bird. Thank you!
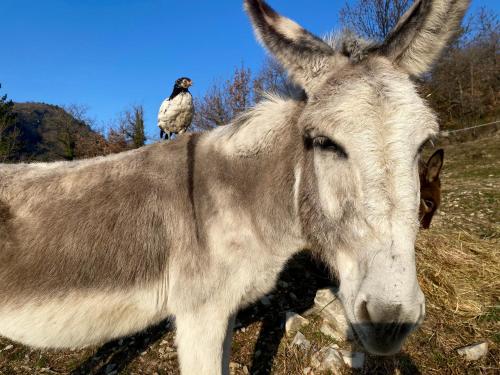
[158,77,194,140]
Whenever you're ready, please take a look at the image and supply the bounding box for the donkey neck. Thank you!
[199,96,307,257]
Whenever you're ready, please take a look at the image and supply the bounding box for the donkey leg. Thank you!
[175,311,233,375]
[222,314,236,371]
[160,129,165,139]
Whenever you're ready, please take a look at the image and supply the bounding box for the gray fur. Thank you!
[0,1,468,374]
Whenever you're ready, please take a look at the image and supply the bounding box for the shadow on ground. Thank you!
[71,251,421,374]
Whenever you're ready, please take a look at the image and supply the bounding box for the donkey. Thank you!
[0,0,468,374]
[419,149,444,228]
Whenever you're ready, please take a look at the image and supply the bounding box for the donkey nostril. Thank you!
[358,299,371,322]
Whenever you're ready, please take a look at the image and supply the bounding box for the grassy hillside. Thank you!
[0,134,498,374]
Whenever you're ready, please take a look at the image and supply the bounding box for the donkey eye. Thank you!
[423,199,434,210]
[313,136,348,158]
[417,137,433,155]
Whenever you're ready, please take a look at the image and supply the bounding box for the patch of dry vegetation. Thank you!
[0,134,498,374]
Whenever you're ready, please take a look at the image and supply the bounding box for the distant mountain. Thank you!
[10,103,99,162]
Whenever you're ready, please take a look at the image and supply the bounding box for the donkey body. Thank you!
[0,1,468,374]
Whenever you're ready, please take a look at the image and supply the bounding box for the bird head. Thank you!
[175,77,193,89]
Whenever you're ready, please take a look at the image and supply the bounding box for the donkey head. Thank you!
[245,0,468,355]
[419,149,444,229]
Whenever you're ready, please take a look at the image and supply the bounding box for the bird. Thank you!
[158,77,194,140]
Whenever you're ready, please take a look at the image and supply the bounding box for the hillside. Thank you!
[9,103,98,162]
[0,134,498,374]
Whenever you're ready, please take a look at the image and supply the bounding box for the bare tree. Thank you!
[339,1,498,129]
[253,57,300,101]
[63,104,115,159]
[108,105,147,150]
[339,0,410,40]
[425,7,499,128]
[193,66,253,130]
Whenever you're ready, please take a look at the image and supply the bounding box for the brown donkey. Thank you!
[420,149,444,229]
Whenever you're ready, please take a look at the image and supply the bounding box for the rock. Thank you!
[165,352,177,360]
[339,350,365,369]
[313,289,353,340]
[260,295,272,306]
[457,341,488,361]
[314,288,339,310]
[285,312,309,335]
[310,346,343,373]
[303,367,314,374]
[105,363,117,374]
[320,321,345,342]
[242,365,249,374]
[278,281,289,288]
[2,344,14,351]
[229,361,240,375]
[291,331,311,351]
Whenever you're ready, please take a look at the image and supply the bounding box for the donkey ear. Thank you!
[426,149,444,182]
[379,0,470,76]
[244,0,335,92]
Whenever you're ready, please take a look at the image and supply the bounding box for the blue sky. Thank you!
[2,0,498,138]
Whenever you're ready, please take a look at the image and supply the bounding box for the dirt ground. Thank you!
[0,133,498,375]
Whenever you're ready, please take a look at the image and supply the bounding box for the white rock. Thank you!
[339,350,365,369]
[285,312,309,335]
[314,289,353,340]
[105,363,117,374]
[310,346,344,373]
[314,288,337,309]
[2,345,13,351]
[291,331,311,351]
[457,341,488,361]
[320,321,345,342]
[278,281,289,288]
[229,362,241,369]
[242,365,249,374]
[260,295,272,306]
[302,367,314,375]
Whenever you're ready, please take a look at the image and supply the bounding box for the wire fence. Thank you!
[440,120,499,135]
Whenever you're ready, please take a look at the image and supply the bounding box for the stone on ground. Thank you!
[310,346,344,373]
[339,350,365,369]
[320,321,346,342]
[457,341,488,361]
[314,288,353,340]
[285,311,309,335]
[291,331,311,351]
[260,295,272,306]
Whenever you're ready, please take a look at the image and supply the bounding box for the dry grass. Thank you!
[0,134,498,374]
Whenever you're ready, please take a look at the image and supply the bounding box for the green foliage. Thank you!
[0,83,19,161]
[133,106,145,148]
